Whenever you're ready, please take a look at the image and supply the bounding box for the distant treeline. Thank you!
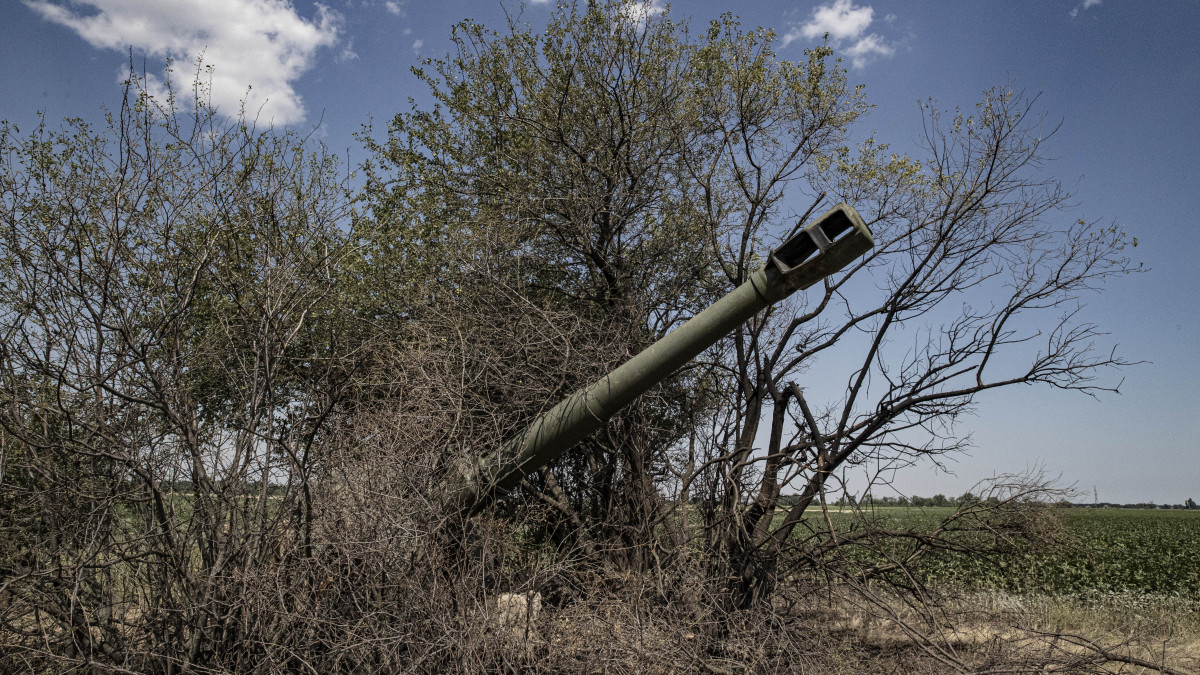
[1067,499,1198,510]
[775,493,1200,510]
[776,492,988,508]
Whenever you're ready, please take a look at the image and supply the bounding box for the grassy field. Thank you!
[850,506,1200,598]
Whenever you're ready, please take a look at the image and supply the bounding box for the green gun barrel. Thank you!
[449,203,873,514]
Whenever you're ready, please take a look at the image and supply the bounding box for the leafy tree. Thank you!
[0,73,371,668]
[362,0,867,568]
[366,0,1134,611]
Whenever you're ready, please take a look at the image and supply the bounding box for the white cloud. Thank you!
[781,0,895,69]
[384,0,403,16]
[842,32,893,68]
[340,37,358,63]
[1070,0,1101,18]
[23,0,342,125]
[798,0,873,42]
[411,38,423,56]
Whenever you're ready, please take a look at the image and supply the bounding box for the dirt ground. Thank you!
[472,587,1200,674]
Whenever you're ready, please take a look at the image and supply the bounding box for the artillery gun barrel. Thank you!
[448,203,873,514]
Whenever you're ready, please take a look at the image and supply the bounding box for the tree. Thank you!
[365,0,1133,612]
[360,1,821,566]
[0,72,378,669]
[705,83,1134,606]
[361,0,867,568]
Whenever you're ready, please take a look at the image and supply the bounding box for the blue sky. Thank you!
[2,0,1197,503]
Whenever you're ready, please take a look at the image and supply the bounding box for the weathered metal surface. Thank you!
[449,203,872,514]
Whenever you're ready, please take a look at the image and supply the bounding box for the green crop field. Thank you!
[845,507,1200,598]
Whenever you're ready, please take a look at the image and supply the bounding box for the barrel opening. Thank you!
[770,205,856,273]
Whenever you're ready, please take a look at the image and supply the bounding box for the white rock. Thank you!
[496,590,542,641]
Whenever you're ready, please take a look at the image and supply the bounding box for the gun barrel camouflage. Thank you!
[449,203,873,514]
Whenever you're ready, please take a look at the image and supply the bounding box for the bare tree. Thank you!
[683,87,1134,607]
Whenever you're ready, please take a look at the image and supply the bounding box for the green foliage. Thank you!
[360,0,865,326]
